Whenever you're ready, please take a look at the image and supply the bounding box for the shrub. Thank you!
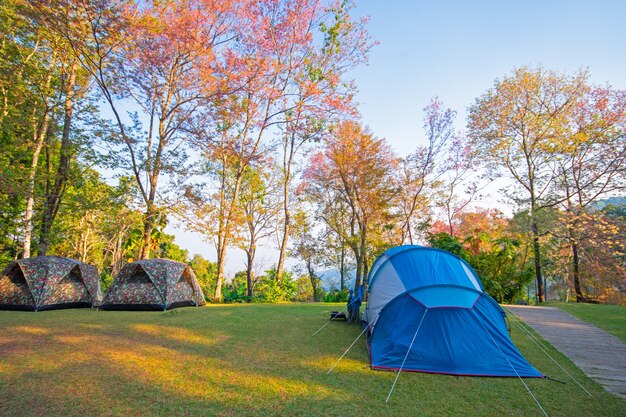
[324,289,349,303]
[253,269,298,303]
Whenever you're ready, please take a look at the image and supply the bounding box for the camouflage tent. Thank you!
[0,256,102,311]
[100,259,205,310]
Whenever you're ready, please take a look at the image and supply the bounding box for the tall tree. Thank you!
[238,165,279,300]
[398,97,454,244]
[273,0,372,282]
[290,209,324,301]
[186,0,371,301]
[468,67,589,302]
[37,57,90,256]
[42,0,238,259]
[0,0,41,260]
[1,0,69,258]
[435,133,483,236]
[554,85,626,301]
[304,120,397,289]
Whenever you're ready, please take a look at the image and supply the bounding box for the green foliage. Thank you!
[99,270,114,293]
[151,233,189,263]
[294,275,317,302]
[222,269,321,304]
[222,284,249,303]
[469,238,534,303]
[428,232,533,303]
[603,203,626,221]
[47,171,144,270]
[222,271,250,303]
[253,269,298,303]
[427,232,466,258]
[324,289,349,303]
[189,254,216,301]
[122,210,184,261]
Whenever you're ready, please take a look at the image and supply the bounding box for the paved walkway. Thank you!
[505,305,626,399]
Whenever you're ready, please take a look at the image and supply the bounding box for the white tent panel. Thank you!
[461,261,482,292]
[364,260,405,327]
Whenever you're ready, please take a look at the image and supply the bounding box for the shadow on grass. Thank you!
[0,304,625,417]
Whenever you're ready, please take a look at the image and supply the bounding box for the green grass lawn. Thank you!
[547,302,626,343]
[1,303,624,417]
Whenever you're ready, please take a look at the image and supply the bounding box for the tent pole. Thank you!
[502,307,593,398]
[473,310,549,417]
[385,309,428,403]
[327,324,370,374]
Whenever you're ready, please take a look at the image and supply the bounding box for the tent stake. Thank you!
[385,309,428,403]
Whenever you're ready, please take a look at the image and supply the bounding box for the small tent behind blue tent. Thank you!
[362,245,542,378]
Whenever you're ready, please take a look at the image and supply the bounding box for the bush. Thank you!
[100,271,114,293]
[427,232,467,258]
[323,289,349,303]
[253,269,298,303]
[222,283,250,303]
[222,271,249,303]
[428,232,533,303]
[294,275,317,302]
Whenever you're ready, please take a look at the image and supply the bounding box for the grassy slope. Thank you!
[0,304,624,417]
[549,302,626,343]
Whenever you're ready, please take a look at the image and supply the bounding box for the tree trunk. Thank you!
[23,101,53,258]
[39,61,79,255]
[139,203,157,260]
[276,210,289,282]
[357,224,368,292]
[112,230,125,276]
[572,240,583,302]
[307,259,319,301]
[81,225,90,262]
[213,164,245,302]
[214,240,226,302]
[276,147,293,282]
[339,245,345,291]
[245,242,256,301]
[530,216,544,303]
[353,243,363,293]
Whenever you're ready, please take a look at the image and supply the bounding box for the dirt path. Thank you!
[505,305,626,399]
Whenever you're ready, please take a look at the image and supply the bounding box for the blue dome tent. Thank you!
[362,245,542,378]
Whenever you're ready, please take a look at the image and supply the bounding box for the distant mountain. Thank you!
[317,268,356,291]
[593,196,626,210]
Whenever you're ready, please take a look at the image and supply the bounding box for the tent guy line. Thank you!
[474,309,549,417]
[503,306,594,398]
[385,310,428,403]
[327,324,371,375]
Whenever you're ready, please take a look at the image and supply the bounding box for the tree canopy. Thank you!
[1,1,624,305]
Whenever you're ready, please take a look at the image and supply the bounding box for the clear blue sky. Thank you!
[172,0,626,272]
[351,0,626,155]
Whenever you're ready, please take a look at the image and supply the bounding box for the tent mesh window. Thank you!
[130,270,151,283]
